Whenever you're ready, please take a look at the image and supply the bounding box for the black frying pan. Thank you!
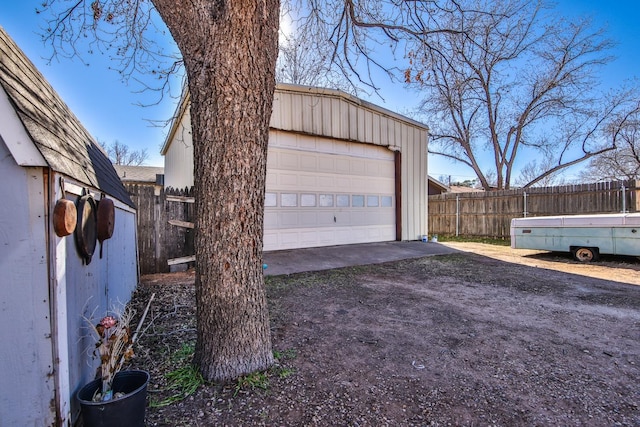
[75,193,97,265]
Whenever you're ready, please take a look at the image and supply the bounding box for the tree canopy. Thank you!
[580,105,640,182]
[403,0,639,189]
[101,140,149,166]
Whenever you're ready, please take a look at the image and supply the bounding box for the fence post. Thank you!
[621,185,627,213]
[456,195,460,236]
[523,191,528,217]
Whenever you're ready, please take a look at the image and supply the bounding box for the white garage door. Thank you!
[263,131,396,251]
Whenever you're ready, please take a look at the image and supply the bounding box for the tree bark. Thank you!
[153,0,279,382]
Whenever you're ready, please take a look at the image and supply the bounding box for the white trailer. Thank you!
[510,213,640,262]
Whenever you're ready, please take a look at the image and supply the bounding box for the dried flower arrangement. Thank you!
[86,294,154,402]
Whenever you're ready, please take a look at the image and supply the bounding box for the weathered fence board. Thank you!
[428,180,639,239]
[167,255,196,266]
[125,185,195,274]
[168,219,195,229]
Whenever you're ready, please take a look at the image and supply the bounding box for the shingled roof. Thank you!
[114,165,164,183]
[0,26,134,208]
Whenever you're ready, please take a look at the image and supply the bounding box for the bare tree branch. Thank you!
[100,140,149,165]
[286,0,480,95]
[38,0,183,100]
[407,0,637,189]
[580,97,640,181]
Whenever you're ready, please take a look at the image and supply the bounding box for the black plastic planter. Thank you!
[77,370,149,427]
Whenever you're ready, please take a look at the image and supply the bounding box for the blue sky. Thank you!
[1,1,639,174]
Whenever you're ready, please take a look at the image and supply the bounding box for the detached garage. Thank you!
[162,83,428,251]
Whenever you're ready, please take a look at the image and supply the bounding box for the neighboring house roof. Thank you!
[428,175,449,194]
[449,185,484,193]
[0,26,134,208]
[114,165,164,184]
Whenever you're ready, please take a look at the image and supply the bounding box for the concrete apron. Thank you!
[263,241,459,276]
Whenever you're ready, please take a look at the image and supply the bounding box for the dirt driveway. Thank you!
[440,241,640,286]
[132,244,640,426]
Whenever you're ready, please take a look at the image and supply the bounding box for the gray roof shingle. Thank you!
[114,165,164,183]
[0,25,134,208]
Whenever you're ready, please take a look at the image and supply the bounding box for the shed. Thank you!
[0,26,138,425]
[162,83,429,250]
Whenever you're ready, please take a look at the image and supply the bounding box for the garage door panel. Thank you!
[335,177,350,188]
[279,173,299,187]
[280,212,299,226]
[316,176,334,189]
[299,175,317,188]
[350,143,366,156]
[272,148,392,176]
[266,172,277,187]
[263,225,397,251]
[367,162,382,174]
[300,154,317,170]
[333,141,350,154]
[276,132,297,148]
[364,211,382,226]
[335,158,350,173]
[366,178,395,193]
[317,212,337,225]
[381,210,395,224]
[299,137,316,151]
[351,159,366,174]
[264,211,279,228]
[334,211,350,224]
[317,230,335,244]
[279,231,300,246]
[263,231,279,248]
[299,230,319,245]
[318,157,335,172]
[381,162,395,175]
[299,212,318,226]
[264,136,395,251]
[280,152,299,168]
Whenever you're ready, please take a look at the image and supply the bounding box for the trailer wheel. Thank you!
[572,247,598,263]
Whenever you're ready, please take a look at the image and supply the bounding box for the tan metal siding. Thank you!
[398,126,428,241]
[164,108,194,190]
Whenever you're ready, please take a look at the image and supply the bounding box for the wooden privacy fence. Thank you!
[428,180,639,239]
[125,185,194,274]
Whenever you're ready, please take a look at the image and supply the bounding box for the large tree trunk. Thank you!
[153,0,279,382]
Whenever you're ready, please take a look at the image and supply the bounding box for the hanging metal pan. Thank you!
[75,193,97,265]
[53,198,77,237]
[53,177,76,237]
[97,197,115,258]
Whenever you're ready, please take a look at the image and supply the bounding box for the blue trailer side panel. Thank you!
[511,213,640,257]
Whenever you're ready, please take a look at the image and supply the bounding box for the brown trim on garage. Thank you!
[394,150,402,241]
